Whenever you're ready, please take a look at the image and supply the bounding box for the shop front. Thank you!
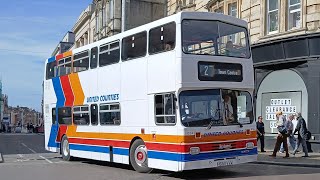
[252,33,320,150]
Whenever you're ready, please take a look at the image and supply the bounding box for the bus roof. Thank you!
[46,11,248,62]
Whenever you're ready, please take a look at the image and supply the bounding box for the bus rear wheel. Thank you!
[130,139,152,173]
[61,136,73,161]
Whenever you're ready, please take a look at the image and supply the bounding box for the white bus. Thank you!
[43,12,256,173]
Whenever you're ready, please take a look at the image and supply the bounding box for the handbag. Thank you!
[277,125,287,135]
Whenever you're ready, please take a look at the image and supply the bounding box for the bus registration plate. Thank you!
[216,160,234,167]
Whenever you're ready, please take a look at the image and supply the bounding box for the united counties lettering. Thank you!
[87,94,119,103]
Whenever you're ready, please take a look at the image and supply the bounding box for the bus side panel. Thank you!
[147,51,176,94]
[44,78,58,152]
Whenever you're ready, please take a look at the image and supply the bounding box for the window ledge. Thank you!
[260,28,307,41]
[206,0,223,9]
[180,4,196,10]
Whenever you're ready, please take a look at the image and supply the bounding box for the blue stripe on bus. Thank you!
[47,125,59,148]
[69,144,129,155]
[52,77,65,108]
[181,148,257,162]
[48,56,56,63]
[70,144,110,153]
[148,148,257,162]
[114,148,129,155]
[148,151,181,161]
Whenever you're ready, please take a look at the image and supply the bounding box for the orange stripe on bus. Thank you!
[63,51,72,57]
[69,73,85,106]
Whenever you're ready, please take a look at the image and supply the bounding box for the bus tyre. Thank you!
[130,139,152,173]
[61,136,72,161]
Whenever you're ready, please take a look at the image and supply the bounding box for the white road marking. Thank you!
[39,155,53,164]
[17,154,23,158]
[21,143,37,154]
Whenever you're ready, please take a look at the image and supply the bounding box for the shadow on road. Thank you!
[75,158,320,180]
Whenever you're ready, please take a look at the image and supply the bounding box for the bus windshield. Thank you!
[179,89,253,127]
[182,20,250,58]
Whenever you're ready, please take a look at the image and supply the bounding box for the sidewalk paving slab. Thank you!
[252,150,320,168]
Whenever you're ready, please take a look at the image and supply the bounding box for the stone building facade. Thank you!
[167,0,320,43]
[68,0,167,50]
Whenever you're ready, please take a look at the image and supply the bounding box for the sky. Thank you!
[0,0,91,112]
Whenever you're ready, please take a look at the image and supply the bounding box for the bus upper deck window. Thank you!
[182,20,250,58]
[149,22,176,54]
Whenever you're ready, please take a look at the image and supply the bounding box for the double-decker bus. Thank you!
[43,12,256,173]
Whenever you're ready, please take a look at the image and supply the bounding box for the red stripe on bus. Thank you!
[56,125,68,142]
[56,54,63,61]
[60,75,74,106]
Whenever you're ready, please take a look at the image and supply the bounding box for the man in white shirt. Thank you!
[280,114,296,153]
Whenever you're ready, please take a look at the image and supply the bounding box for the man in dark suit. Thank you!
[292,112,309,157]
[256,116,266,152]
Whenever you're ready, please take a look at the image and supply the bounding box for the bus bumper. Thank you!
[180,154,257,171]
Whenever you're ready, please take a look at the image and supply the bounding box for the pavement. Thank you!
[254,150,320,168]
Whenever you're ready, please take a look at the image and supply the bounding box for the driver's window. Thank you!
[191,101,208,118]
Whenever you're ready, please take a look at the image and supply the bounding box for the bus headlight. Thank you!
[190,147,200,155]
[246,142,254,149]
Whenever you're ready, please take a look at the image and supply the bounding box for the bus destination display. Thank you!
[198,62,243,82]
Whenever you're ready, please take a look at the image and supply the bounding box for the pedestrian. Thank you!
[27,123,30,133]
[292,112,309,157]
[256,116,266,152]
[279,114,296,153]
[269,111,289,158]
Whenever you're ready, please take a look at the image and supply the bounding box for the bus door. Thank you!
[46,105,60,152]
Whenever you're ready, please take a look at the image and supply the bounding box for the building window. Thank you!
[155,93,176,125]
[121,31,147,61]
[109,0,114,20]
[228,2,237,17]
[58,107,72,125]
[99,103,121,125]
[149,22,176,54]
[288,0,301,30]
[73,50,89,73]
[267,0,279,34]
[73,106,90,125]
[57,57,72,76]
[95,16,98,34]
[99,41,120,66]
[102,6,106,27]
[99,9,103,30]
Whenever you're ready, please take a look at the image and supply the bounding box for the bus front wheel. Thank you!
[61,136,73,161]
[130,139,152,173]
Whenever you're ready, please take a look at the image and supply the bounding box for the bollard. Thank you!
[0,153,4,163]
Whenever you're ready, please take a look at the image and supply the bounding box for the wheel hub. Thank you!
[134,145,147,167]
